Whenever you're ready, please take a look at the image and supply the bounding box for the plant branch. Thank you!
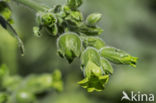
[13,0,46,11]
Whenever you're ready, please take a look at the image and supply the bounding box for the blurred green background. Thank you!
[0,0,156,103]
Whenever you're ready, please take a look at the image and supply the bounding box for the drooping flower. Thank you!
[57,32,82,63]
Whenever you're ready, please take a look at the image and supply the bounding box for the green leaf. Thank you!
[0,1,13,23]
[66,0,83,10]
[81,47,101,68]
[101,58,113,75]
[83,36,105,50]
[78,61,109,92]
[100,46,138,67]
[0,16,25,55]
[86,13,102,26]
[57,32,82,63]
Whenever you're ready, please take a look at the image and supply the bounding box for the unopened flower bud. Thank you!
[83,36,105,50]
[86,13,102,26]
[57,32,82,63]
[101,58,113,75]
[81,47,101,68]
[100,47,138,67]
[66,0,83,10]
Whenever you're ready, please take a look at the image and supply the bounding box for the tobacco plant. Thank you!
[0,0,138,93]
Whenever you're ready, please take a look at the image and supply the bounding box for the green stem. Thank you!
[13,0,46,11]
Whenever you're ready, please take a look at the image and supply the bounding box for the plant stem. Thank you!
[13,0,46,11]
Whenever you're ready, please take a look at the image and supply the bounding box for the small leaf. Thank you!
[0,1,13,23]
[83,36,105,50]
[86,13,102,26]
[57,32,82,63]
[100,46,138,67]
[101,58,113,75]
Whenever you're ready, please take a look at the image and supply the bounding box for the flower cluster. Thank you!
[1,0,138,92]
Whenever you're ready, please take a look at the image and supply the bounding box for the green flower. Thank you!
[78,61,109,92]
[40,12,57,27]
[66,0,83,10]
[86,13,102,26]
[79,48,109,92]
[83,36,105,50]
[101,58,113,75]
[57,32,82,63]
[100,46,138,67]
[81,47,101,67]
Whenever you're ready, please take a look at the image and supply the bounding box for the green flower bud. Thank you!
[70,11,83,21]
[16,90,36,103]
[65,11,83,27]
[81,47,101,68]
[86,13,102,26]
[37,12,57,27]
[78,61,109,92]
[42,13,57,26]
[57,32,82,63]
[46,24,58,36]
[101,58,113,75]
[79,24,103,35]
[79,47,109,92]
[51,70,63,92]
[67,0,83,10]
[100,46,138,67]
[83,36,105,50]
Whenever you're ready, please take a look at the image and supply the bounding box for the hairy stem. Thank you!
[13,0,46,11]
